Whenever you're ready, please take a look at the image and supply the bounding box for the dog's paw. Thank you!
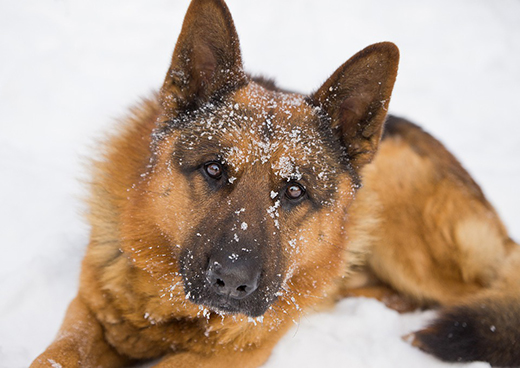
[30,353,79,368]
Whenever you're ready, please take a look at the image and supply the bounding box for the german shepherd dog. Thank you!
[32,0,520,367]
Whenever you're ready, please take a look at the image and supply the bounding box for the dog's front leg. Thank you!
[155,348,274,368]
[30,296,132,368]
[154,325,289,368]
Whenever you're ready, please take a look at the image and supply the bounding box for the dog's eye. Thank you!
[285,183,305,200]
[205,162,223,179]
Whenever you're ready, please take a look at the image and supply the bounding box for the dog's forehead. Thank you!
[232,82,311,118]
[218,83,332,178]
[170,82,342,184]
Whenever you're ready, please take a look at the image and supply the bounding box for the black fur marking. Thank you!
[415,300,520,367]
[382,114,422,140]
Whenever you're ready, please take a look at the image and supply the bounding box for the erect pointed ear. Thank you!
[160,0,247,117]
[311,42,399,171]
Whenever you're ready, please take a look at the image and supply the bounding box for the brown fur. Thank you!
[32,0,519,367]
[355,116,514,306]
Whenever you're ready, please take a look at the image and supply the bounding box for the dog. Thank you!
[31,0,520,367]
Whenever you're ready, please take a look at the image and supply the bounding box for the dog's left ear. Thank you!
[160,0,247,117]
[311,42,399,171]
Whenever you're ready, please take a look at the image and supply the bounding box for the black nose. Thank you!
[206,256,260,300]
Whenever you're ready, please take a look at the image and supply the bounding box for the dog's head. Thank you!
[127,0,398,318]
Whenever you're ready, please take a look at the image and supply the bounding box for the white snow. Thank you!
[47,359,62,368]
[1,0,519,367]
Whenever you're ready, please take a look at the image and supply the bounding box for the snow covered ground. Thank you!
[1,0,519,367]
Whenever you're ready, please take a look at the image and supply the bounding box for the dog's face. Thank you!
[149,85,355,317]
[124,0,398,318]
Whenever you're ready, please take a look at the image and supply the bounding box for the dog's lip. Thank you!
[196,292,269,317]
[211,301,237,313]
[184,289,241,314]
[208,294,241,311]
[203,298,243,315]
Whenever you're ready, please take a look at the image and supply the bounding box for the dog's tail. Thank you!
[413,243,520,367]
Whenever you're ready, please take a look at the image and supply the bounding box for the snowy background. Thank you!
[1,0,519,367]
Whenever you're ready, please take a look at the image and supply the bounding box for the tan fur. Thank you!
[31,0,519,367]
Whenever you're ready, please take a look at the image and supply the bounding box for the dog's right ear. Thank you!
[160,0,247,117]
